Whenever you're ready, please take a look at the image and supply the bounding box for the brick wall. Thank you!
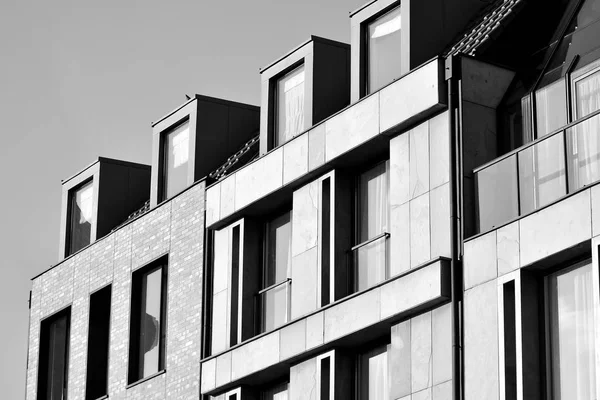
[25,181,205,400]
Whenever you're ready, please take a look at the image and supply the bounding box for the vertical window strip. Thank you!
[321,178,331,307]
[230,226,240,347]
[503,280,517,400]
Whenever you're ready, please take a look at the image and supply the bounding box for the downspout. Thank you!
[24,290,32,400]
[446,55,463,400]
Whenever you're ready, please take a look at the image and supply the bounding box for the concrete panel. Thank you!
[432,381,452,400]
[215,352,232,388]
[464,280,499,400]
[280,319,307,360]
[410,193,431,268]
[430,184,451,259]
[220,174,236,218]
[291,247,319,319]
[201,358,217,393]
[462,101,497,176]
[211,290,228,355]
[206,183,221,226]
[390,131,410,207]
[380,59,442,133]
[520,190,592,267]
[308,124,326,171]
[389,320,411,399]
[409,122,430,199]
[306,311,324,350]
[292,181,319,257]
[235,147,283,210]
[497,222,520,277]
[231,331,280,380]
[324,94,379,162]
[412,312,433,393]
[432,304,452,385]
[464,231,497,290]
[324,287,381,342]
[592,184,600,237]
[390,202,410,276]
[461,58,515,109]
[413,388,432,400]
[429,111,450,189]
[290,357,317,400]
[380,260,446,320]
[283,134,309,185]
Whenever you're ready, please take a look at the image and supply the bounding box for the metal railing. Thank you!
[257,278,291,333]
[475,110,600,233]
[348,233,390,293]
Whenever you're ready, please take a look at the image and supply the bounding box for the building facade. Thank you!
[25,0,600,399]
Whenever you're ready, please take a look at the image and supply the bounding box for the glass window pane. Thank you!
[367,6,402,94]
[548,261,596,400]
[276,65,305,146]
[140,268,162,378]
[266,212,292,286]
[574,69,600,118]
[163,120,190,200]
[535,79,567,137]
[360,346,389,400]
[69,180,94,255]
[518,134,566,214]
[48,316,68,399]
[566,113,600,191]
[356,238,387,291]
[262,283,288,332]
[476,156,519,232]
[359,163,389,242]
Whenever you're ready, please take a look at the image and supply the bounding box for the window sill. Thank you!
[126,370,166,390]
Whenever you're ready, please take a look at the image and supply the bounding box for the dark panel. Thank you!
[312,42,350,125]
[85,285,112,400]
[241,219,262,342]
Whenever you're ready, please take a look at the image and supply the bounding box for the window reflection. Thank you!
[38,309,70,400]
[162,120,190,200]
[535,79,567,137]
[68,180,94,255]
[359,345,389,400]
[366,6,402,94]
[276,65,305,147]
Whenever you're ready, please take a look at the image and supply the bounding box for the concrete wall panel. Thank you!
[496,222,520,277]
[292,181,319,257]
[280,319,307,360]
[231,331,280,381]
[289,357,317,400]
[206,183,221,227]
[409,122,430,199]
[291,247,319,319]
[324,287,381,342]
[429,111,450,189]
[283,134,309,185]
[389,320,412,399]
[464,231,497,290]
[220,174,236,219]
[306,312,324,350]
[308,124,326,172]
[410,193,431,268]
[432,304,452,385]
[411,312,433,393]
[430,183,451,259]
[235,147,283,210]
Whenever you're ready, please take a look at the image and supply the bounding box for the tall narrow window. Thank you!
[128,259,167,384]
[37,307,71,400]
[161,119,190,201]
[359,345,389,400]
[261,381,289,400]
[230,226,240,347]
[547,260,596,400]
[261,211,292,332]
[67,180,94,256]
[321,178,331,306]
[318,353,333,400]
[366,5,402,94]
[85,285,111,400]
[535,79,567,137]
[275,64,305,147]
[502,281,517,400]
[355,162,389,291]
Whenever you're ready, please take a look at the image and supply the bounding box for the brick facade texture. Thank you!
[25,182,205,400]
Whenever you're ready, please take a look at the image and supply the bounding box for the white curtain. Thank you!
[535,79,567,137]
[361,347,389,400]
[550,262,596,400]
[277,65,305,146]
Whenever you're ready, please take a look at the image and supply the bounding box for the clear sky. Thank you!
[0,0,366,397]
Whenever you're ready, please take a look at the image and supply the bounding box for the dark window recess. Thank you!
[228,394,238,400]
[37,307,71,400]
[503,281,517,400]
[128,258,168,384]
[321,178,331,306]
[230,226,240,347]
[320,356,331,400]
[85,285,111,400]
[67,179,94,256]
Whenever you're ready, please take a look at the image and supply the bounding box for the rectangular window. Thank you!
[67,179,94,256]
[161,119,190,201]
[365,5,402,94]
[128,258,167,384]
[85,285,111,400]
[354,162,389,292]
[574,67,600,119]
[230,226,241,347]
[546,260,596,399]
[37,307,71,400]
[261,211,292,332]
[275,64,305,147]
[502,281,517,400]
[261,381,289,400]
[535,79,567,137]
[358,345,389,400]
[317,352,335,400]
[321,178,331,307]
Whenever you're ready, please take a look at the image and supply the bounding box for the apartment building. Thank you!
[25,0,600,399]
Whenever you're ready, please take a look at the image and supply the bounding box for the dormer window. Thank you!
[365,5,402,94]
[275,64,306,147]
[67,179,94,256]
[160,119,190,201]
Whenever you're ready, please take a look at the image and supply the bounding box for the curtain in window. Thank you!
[367,6,402,94]
[535,79,567,137]
[549,262,596,400]
[358,163,389,291]
[568,70,600,190]
[276,65,305,146]
[360,346,389,400]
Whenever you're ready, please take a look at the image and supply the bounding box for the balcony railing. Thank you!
[257,278,291,333]
[348,232,390,293]
[475,110,600,233]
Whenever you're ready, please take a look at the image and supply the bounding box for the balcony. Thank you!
[475,111,600,233]
[349,233,390,292]
[258,278,292,333]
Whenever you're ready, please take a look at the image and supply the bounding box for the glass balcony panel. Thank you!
[535,79,567,137]
[518,133,566,214]
[476,155,519,232]
[566,113,600,191]
[352,234,388,292]
[260,280,290,333]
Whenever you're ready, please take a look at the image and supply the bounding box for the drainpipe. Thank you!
[446,55,463,400]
